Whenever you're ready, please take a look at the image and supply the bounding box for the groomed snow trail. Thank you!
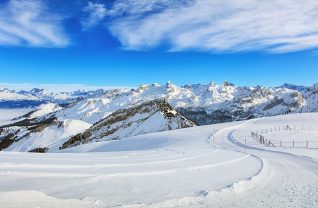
[202,119,318,208]
[116,114,318,208]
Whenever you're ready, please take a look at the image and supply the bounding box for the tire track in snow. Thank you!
[0,150,219,169]
[0,154,252,178]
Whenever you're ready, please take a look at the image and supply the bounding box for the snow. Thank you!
[0,121,263,207]
[0,89,38,101]
[1,100,195,152]
[0,108,33,125]
[2,82,318,153]
[28,103,62,119]
[0,88,122,110]
[0,191,94,208]
[53,81,315,126]
[4,119,92,152]
[232,113,318,160]
[0,113,318,207]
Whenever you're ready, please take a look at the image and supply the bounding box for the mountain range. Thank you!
[0,88,109,108]
[0,82,317,152]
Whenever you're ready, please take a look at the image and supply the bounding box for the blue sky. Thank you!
[0,0,317,88]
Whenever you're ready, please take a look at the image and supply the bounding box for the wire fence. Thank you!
[254,125,318,134]
[251,125,318,149]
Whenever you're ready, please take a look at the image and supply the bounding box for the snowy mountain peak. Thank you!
[166,81,176,88]
[208,81,216,88]
[151,83,160,87]
[310,83,318,92]
[29,88,45,94]
[166,81,179,93]
[136,84,149,93]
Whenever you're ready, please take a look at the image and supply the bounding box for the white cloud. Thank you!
[107,0,318,53]
[107,0,193,16]
[0,0,69,47]
[82,1,107,30]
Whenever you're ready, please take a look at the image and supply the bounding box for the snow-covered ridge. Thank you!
[0,87,124,108]
[61,100,196,149]
[0,88,109,101]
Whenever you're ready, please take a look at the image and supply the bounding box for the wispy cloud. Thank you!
[106,0,194,16]
[0,0,69,47]
[106,0,318,53]
[82,1,107,30]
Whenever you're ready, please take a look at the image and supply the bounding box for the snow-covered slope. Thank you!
[26,103,62,119]
[61,100,196,149]
[0,108,34,126]
[0,100,195,152]
[4,119,92,152]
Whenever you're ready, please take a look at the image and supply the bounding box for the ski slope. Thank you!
[0,113,318,207]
